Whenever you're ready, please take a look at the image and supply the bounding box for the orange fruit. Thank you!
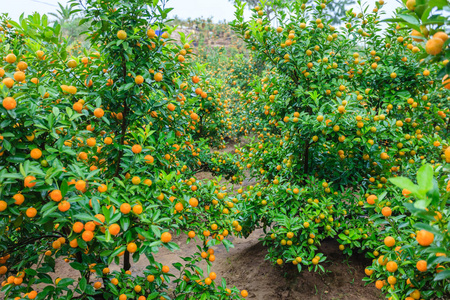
[384,236,395,247]
[94,108,104,118]
[154,72,163,82]
[416,260,427,272]
[144,155,154,164]
[30,148,42,160]
[82,231,94,242]
[50,190,63,202]
[127,242,137,253]
[375,280,384,289]
[58,201,70,212]
[5,53,17,63]
[189,197,198,207]
[73,222,84,233]
[117,30,127,40]
[174,202,183,212]
[135,75,144,84]
[381,207,392,217]
[132,144,142,154]
[386,261,398,272]
[120,203,131,214]
[0,200,7,211]
[24,176,37,188]
[132,204,143,214]
[161,232,172,243]
[434,31,448,42]
[416,230,434,246]
[426,38,444,55]
[84,221,96,231]
[162,265,169,273]
[109,224,120,235]
[2,97,16,110]
[26,207,37,218]
[367,194,377,205]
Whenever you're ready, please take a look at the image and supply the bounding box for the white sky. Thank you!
[0,0,401,23]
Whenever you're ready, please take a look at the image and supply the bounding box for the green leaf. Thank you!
[417,164,433,193]
[434,270,450,281]
[73,213,94,221]
[79,277,86,292]
[52,107,60,118]
[389,177,419,195]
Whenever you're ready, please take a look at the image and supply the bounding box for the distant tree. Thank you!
[48,3,80,28]
[229,0,355,24]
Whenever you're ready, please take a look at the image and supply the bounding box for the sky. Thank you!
[0,0,401,23]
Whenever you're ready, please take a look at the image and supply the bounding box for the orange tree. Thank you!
[228,0,449,283]
[363,164,450,300]
[0,1,248,299]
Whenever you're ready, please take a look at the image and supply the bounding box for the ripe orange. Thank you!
[132,204,143,214]
[24,176,37,188]
[127,242,137,253]
[94,214,105,225]
[154,72,163,82]
[135,75,144,85]
[375,280,384,290]
[386,261,398,272]
[378,255,388,266]
[161,232,172,243]
[364,268,373,276]
[144,155,154,164]
[416,230,434,246]
[189,197,198,207]
[241,290,248,297]
[132,144,142,154]
[3,77,14,88]
[5,53,17,63]
[58,201,70,212]
[167,103,176,111]
[85,221,96,231]
[98,184,107,193]
[384,236,395,247]
[109,224,120,235]
[162,265,169,273]
[75,180,86,191]
[2,97,16,110]
[426,38,444,55]
[190,112,199,121]
[0,200,7,212]
[82,231,94,242]
[381,207,392,217]
[73,222,84,233]
[26,207,37,218]
[366,194,377,205]
[13,71,25,82]
[94,108,104,118]
[120,203,131,214]
[174,202,183,212]
[117,30,127,40]
[50,190,62,202]
[416,260,427,272]
[30,148,42,160]
[188,231,195,238]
